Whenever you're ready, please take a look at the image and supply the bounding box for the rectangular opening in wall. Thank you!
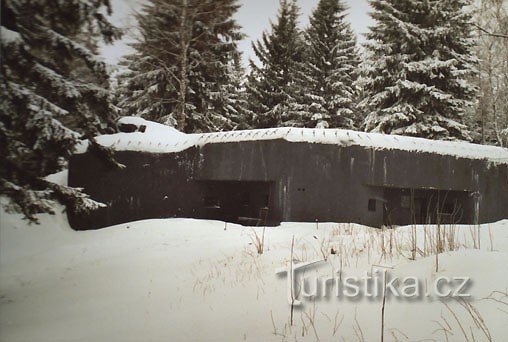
[368,199,376,212]
[380,186,473,225]
[196,180,279,226]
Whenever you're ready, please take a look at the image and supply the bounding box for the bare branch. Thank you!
[472,23,508,39]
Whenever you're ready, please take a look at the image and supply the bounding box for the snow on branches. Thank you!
[361,0,478,140]
[1,0,121,221]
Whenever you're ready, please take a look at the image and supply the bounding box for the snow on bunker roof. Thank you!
[84,117,508,164]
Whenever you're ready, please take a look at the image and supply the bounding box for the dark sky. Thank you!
[101,0,372,66]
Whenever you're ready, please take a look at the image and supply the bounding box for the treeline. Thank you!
[116,0,507,145]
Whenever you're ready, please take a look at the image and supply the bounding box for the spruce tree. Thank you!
[245,0,306,128]
[361,0,478,140]
[222,54,251,130]
[302,0,361,129]
[117,0,244,133]
[1,0,121,221]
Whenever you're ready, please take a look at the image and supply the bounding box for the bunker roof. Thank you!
[75,116,508,165]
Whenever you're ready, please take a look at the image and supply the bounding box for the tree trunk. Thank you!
[177,0,189,132]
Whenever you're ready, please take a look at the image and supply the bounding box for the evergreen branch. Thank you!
[88,138,126,170]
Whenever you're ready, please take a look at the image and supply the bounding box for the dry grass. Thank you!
[433,299,493,342]
[250,227,266,255]
[193,220,499,341]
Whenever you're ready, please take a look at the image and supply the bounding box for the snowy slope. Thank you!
[1,204,507,341]
[81,116,508,164]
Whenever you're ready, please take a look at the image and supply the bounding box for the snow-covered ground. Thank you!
[1,204,507,341]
